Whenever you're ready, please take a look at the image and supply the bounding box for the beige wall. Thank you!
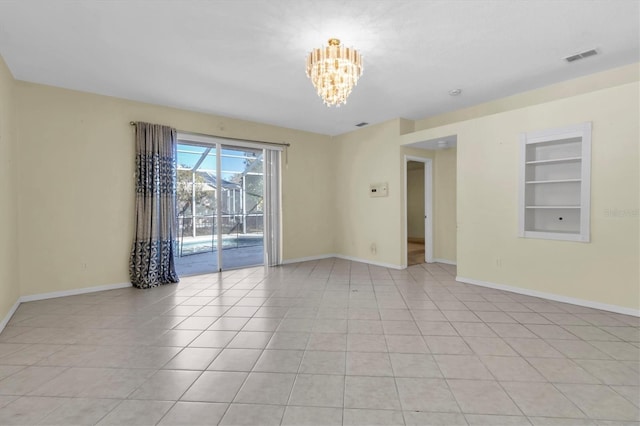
[407,163,425,240]
[0,57,19,322]
[2,52,637,316]
[333,120,404,266]
[281,136,336,261]
[433,148,457,262]
[15,82,334,297]
[405,76,639,310]
[332,125,439,268]
[333,121,438,267]
[415,63,640,131]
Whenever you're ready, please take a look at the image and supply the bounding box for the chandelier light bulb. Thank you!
[306,38,364,107]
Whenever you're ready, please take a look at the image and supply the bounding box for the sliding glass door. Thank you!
[219,145,264,270]
[174,139,269,275]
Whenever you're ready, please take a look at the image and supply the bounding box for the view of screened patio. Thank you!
[174,143,265,275]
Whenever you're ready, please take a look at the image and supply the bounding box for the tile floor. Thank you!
[0,258,638,425]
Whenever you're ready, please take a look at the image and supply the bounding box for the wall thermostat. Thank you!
[370,183,388,197]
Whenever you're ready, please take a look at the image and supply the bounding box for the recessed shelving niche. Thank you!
[519,122,591,242]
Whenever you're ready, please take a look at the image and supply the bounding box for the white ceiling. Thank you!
[0,1,637,136]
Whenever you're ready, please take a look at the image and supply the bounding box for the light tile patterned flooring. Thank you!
[0,259,638,425]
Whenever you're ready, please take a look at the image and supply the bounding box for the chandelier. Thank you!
[306,38,363,107]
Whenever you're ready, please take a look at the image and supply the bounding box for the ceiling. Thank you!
[0,1,637,136]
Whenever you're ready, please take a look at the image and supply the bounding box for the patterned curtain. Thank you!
[129,122,180,288]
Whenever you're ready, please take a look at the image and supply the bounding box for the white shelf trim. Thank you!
[525,179,581,184]
[525,156,582,165]
[525,205,581,209]
[524,230,582,239]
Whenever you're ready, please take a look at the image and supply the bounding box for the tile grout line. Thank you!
[0,260,638,424]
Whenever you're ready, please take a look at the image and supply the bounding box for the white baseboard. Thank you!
[457,276,639,318]
[281,254,337,264]
[432,258,457,265]
[0,282,132,335]
[282,254,404,270]
[20,282,132,303]
[0,299,21,335]
[333,254,404,270]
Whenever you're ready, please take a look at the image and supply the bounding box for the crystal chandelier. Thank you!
[306,38,363,107]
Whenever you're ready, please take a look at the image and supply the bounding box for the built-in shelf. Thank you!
[526,157,582,165]
[519,122,591,242]
[525,179,582,184]
[525,229,585,239]
[525,205,581,209]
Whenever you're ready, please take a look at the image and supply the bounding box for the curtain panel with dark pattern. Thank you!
[129,122,180,288]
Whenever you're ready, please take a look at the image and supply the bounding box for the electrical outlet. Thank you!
[370,243,377,254]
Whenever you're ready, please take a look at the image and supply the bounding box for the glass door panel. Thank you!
[219,145,264,269]
[175,143,219,275]
[174,141,265,275]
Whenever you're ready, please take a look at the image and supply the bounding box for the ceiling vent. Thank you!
[564,48,598,63]
[355,122,369,127]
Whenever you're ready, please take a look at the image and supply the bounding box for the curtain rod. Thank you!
[129,121,291,148]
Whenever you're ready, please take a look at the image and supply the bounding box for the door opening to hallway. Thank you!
[406,158,432,266]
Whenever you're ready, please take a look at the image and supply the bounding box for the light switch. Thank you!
[370,182,388,197]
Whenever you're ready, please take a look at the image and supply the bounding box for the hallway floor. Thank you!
[407,241,425,266]
[0,259,638,425]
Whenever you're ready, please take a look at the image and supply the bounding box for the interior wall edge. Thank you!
[0,299,20,336]
[0,53,20,329]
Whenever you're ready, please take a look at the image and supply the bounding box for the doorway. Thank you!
[405,156,433,266]
[173,135,279,276]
